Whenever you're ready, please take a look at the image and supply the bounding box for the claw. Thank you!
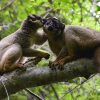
[49,61,59,70]
[17,63,26,71]
[49,61,57,70]
[58,64,64,70]
[49,60,65,70]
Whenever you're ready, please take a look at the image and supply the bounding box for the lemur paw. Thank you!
[49,60,65,70]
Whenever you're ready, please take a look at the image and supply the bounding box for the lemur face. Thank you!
[43,17,65,36]
[22,14,43,30]
[28,14,43,27]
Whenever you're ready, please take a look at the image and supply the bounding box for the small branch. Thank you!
[50,84,60,100]
[48,0,53,4]
[60,74,96,99]
[0,21,21,34]
[77,1,83,22]
[25,88,44,100]
[43,8,53,18]
[0,0,15,12]
[0,59,99,99]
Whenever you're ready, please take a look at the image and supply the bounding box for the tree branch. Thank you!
[0,59,99,99]
[0,0,15,12]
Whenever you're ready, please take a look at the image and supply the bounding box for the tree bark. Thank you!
[0,59,99,99]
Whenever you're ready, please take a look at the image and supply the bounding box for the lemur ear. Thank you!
[61,23,65,31]
[32,14,42,20]
[52,17,58,20]
[53,17,65,31]
[57,22,65,36]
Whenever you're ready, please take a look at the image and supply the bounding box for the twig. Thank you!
[25,88,44,100]
[48,0,53,4]
[0,0,15,12]
[50,84,60,100]
[60,74,96,100]
[0,76,9,100]
[0,21,21,33]
[43,8,53,18]
[77,1,83,22]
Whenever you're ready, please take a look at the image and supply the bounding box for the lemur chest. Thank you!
[25,37,35,47]
[48,39,64,56]
[17,36,34,48]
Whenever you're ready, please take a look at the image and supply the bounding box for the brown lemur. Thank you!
[42,17,100,71]
[0,14,50,73]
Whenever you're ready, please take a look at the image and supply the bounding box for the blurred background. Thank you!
[0,0,100,100]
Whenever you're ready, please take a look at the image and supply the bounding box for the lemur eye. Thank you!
[46,22,50,25]
[48,26,53,31]
[32,18,36,21]
[53,21,59,28]
[36,16,41,20]
[46,21,52,25]
[32,14,41,20]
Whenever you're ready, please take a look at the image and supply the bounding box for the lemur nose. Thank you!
[48,26,53,31]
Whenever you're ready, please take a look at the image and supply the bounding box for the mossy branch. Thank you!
[0,59,99,99]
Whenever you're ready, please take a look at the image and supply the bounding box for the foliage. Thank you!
[0,0,100,100]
